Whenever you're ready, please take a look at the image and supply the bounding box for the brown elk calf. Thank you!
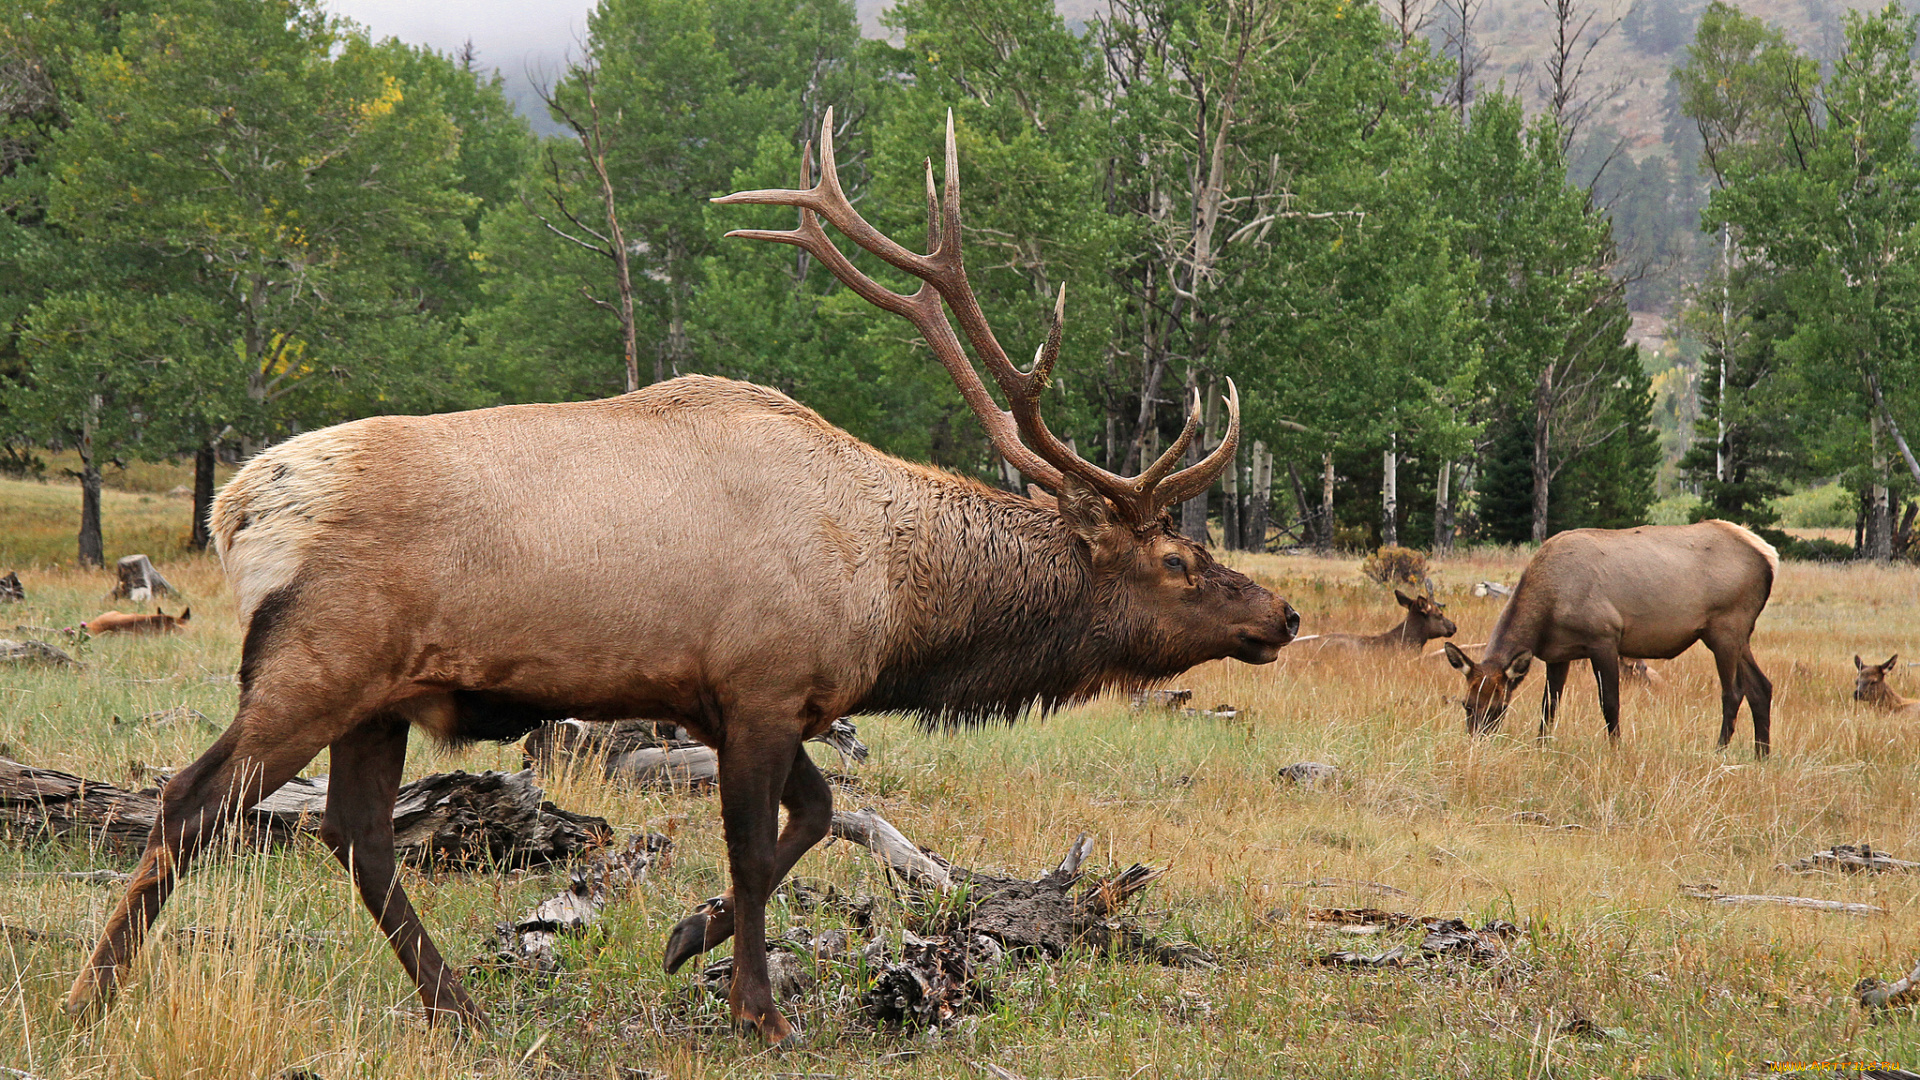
[1299,590,1456,652]
[1441,520,1777,755]
[66,112,1298,1044]
[1855,655,1920,716]
[82,608,191,635]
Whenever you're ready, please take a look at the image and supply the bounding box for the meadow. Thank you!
[0,493,1918,1077]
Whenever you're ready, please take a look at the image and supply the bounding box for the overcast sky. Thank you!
[320,0,893,132]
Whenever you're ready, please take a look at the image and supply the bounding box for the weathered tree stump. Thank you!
[0,640,76,667]
[0,571,22,603]
[0,757,609,869]
[111,554,175,602]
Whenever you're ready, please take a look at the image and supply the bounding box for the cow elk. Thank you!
[82,608,191,635]
[65,111,1299,1044]
[1300,589,1455,652]
[1442,521,1777,755]
[1855,655,1920,716]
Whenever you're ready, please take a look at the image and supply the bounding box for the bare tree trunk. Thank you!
[1867,412,1893,561]
[1288,461,1314,548]
[1321,450,1336,553]
[1533,365,1554,543]
[1381,434,1398,548]
[189,440,216,552]
[1222,443,1241,550]
[1249,441,1271,552]
[77,395,103,569]
[1433,459,1453,555]
[1179,372,1210,543]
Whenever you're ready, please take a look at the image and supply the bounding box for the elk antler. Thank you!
[713,108,1240,526]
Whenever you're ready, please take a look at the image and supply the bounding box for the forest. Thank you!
[0,0,1915,564]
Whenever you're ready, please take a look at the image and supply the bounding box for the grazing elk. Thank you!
[1297,589,1456,652]
[1441,520,1777,755]
[1854,655,1920,716]
[66,111,1298,1044]
[82,608,191,635]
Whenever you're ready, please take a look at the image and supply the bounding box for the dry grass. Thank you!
[1,549,1919,1077]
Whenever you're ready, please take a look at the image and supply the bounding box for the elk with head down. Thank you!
[1441,520,1777,755]
[64,111,1298,1044]
[1855,655,1920,716]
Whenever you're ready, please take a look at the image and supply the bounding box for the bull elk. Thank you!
[82,608,191,635]
[1297,590,1455,652]
[1441,521,1777,755]
[65,111,1298,1043]
[1855,655,1920,716]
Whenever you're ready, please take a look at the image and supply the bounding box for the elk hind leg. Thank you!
[65,711,335,1018]
[1739,645,1773,758]
[320,714,485,1028]
[664,745,832,974]
[1707,635,1746,751]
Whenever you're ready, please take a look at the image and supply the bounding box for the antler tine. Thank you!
[1153,378,1242,508]
[1134,388,1203,491]
[924,158,939,254]
[1027,283,1066,384]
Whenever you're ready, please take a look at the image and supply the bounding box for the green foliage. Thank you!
[1769,482,1853,529]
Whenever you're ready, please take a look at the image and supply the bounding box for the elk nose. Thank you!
[1285,607,1301,640]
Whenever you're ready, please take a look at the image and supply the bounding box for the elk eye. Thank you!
[1163,554,1186,572]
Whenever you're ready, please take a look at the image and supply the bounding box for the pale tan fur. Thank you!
[211,424,368,626]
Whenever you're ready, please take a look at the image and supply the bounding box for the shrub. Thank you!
[1768,483,1854,529]
[1752,525,1853,563]
[1361,545,1431,590]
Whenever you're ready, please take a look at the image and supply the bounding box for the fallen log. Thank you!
[829,808,953,892]
[485,831,671,973]
[0,639,76,667]
[0,757,609,869]
[523,717,868,789]
[1682,884,1883,916]
[1859,957,1920,1012]
[0,571,22,603]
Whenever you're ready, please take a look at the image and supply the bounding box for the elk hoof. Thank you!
[739,1006,796,1045]
[663,896,728,973]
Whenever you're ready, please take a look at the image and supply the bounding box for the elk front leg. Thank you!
[713,724,804,1043]
[66,717,330,1018]
[664,745,832,974]
[319,715,485,1029]
[1538,662,1571,739]
[1590,651,1622,742]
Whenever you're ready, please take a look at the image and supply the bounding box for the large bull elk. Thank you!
[1441,521,1777,755]
[65,111,1298,1043]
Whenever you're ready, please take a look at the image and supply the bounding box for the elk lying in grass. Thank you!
[82,608,190,635]
[1442,521,1777,755]
[1855,655,1920,716]
[1297,590,1455,652]
[66,111,1298,1044]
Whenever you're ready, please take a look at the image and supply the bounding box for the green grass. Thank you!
[2,553,1920,1077]
[0,464,224,569]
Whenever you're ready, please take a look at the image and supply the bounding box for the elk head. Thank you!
[1443,642,1531,734]
[714,110,1298,668]
[1395,589,1456,641]
[1855,654,1899,704]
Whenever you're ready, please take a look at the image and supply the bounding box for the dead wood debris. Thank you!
[1127,689,1240,720]
[0,757,609,869]
[0,571,22,603]
[112,706,215,731]
[1277,762,1339,787]
[1681,883,1884,916]
[693,814,1208,1032]
[1782,843,1920,875]
[0,639,75,667]
[1276,878,1412,899]
[484,831,672,973]
[1312,916,1519,968]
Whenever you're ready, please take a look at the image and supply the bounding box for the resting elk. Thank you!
[65,111,1299,1044]
[1441,520,1777,755]
[82,608,191,635]
[1855,655,1920,716]
[1296,590,1455,652]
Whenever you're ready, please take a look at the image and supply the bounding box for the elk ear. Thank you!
[1885,655,1899,672]
[1442,642,1471,672]
[1025,484,1059,511]
[1055,474,1120,546]
[1394,589,1416,609]
[1503,651,1533,682]
[1857,654,1867,671]
[180,607,191,622]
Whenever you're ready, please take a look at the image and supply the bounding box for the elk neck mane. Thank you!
[855,468,1171,727]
